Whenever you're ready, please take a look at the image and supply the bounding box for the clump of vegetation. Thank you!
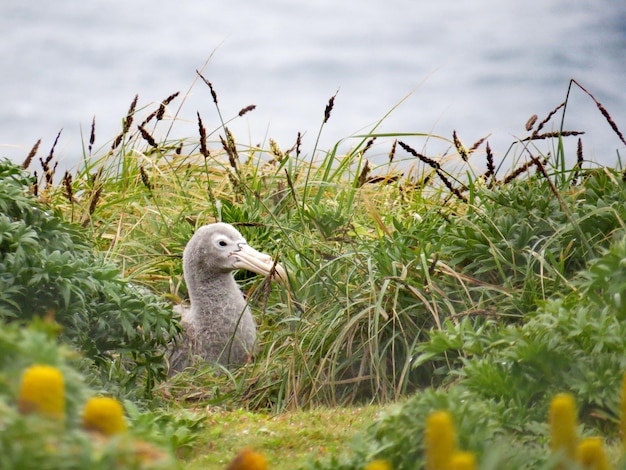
[4,75,626,468]
[306,237,626,468]
[0,320,195,469]
[0,160,179,397]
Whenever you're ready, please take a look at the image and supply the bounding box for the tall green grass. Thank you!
[22,78,626,416]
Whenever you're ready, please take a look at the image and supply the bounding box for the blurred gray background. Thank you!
[1,0,625,171]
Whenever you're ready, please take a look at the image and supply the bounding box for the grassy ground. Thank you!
[183,405,388,469]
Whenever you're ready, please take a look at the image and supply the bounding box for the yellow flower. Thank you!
[17,364,65,419]
[621,373,626,451]
[448,451,476,470]
[225,447,268,470]
[577,437,612,470]
[549,393,578,463]
[364,460,392,470]
[425,410,456,470]
[82,396,128,436]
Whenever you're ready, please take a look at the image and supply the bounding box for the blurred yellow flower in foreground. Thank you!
[226,447,268,470]
[549,393,578,462]
[448,451,476,470]
[576,437,611,470]
[364,459,392,470]
[425,410,456,470]
[82,396,128,436]
[17,364,65,419]
[621,373,626,451]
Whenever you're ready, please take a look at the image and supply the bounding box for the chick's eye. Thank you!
[218,240,228,247]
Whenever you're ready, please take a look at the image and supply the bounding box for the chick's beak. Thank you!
[231,243,287,283]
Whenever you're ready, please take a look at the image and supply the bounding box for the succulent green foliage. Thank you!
[0,159,179,396]
[440,169,626,316]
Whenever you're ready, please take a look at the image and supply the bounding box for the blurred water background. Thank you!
[1,0,625,173]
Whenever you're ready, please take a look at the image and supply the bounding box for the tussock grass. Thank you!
[20,78,626,415]
[8,76,626,468]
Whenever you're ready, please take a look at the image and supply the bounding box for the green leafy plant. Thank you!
[0,159,179,396]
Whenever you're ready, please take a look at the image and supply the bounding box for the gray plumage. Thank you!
[168,223,285,374]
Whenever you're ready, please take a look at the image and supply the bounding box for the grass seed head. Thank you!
[238,104,257,117]
[323,91,338,124]
[157,91,180,120]
[22,139,41,169]
[388,139,397,163]
[62,171,74,202]
[533,101,565,137]
[197,111,210,159]
[88,116,96,154]
[525,114,538,131]
[138,125,158,148]
[453,130,468,161]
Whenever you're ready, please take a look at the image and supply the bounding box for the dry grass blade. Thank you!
[570,79,626,146]
[22,139,41,169]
